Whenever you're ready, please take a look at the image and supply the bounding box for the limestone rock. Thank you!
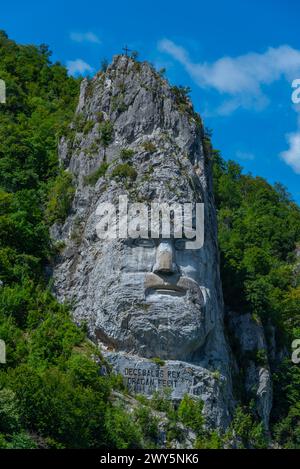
[227,311,273,428]
[106,351,232,429]
[51,55,271,431]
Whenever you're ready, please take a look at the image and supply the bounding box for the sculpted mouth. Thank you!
[144,273,186,297]
[144,273,205,303]
[146,285,186,297]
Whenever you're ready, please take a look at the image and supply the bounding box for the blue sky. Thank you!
[2,0,300,202]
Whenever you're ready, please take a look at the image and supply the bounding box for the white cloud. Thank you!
[158,39,300,113]
[70,32,101,44]
[158,39,300,174]
[280,131,300,174]
[67,59,93,76]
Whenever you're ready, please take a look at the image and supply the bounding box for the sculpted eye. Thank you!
[132,238,156,248]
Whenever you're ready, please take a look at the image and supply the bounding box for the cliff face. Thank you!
[51,55,272,430]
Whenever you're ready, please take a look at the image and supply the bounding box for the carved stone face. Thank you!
[92,229,217,360]
[52,56,233,425]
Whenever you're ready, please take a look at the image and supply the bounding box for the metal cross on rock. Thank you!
[122,45,131,56]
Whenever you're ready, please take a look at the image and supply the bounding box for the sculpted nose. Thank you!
[153,240,178,275]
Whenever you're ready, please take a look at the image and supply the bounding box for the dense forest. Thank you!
[0,31,300,448]
[212,151,300,447]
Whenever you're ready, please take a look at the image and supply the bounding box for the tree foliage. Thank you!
[212,148,300,447]
[0,31,142,449]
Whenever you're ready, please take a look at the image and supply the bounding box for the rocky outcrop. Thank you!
[227,311,273,428]
[51,55,272,431]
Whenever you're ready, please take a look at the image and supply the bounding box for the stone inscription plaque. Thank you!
[103,351,221,400]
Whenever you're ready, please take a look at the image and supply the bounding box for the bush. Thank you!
[0,434,8,448]
[166,421,185,445]
[7,432,38,449]
[28,311,85,367]
[177,394,204,434]
[65,353,103,388]
[105,406,142,448]
[225,406,267,449]
[0,315,27,366]
[0,388,20,434]
[141,141,156,153]
[273,403,300,448]
[171,85,191,111]
[7,364,109,448]
[83,120,94,135]
[111,163,137,181]
[0,280,34,327]
[150,388,173,416]
[99,120,113,147]
[120,148,134,160]
[150,357,165,366]
[134,406,159,443]
[46,171,75,224]
[73,113,85,132]
[195,431,223,449]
